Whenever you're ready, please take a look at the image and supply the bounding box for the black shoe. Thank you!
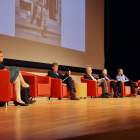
[102,93,109,98]
[14,101,28,106]
[133,94,136,97]
[107,92,113,96]
[117,93,123,97]
[28,98,36,103]
[114,95,119,98]
[21,85,32,90]
[24,100,35,104]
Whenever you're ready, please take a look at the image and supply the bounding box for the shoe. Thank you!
[24,100,35,104]
[117,93,123,97]
[14,101,28,106]
[114,95,119,98]
[27,98,36,103]
[70,92,80,100]
[133,94,136,97]
[21,85,32,90]
[107,92,113,96]
[101,93,109,98]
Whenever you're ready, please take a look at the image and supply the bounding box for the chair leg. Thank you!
[48,97,50,100]
[5,102,7,108]
[91,96,92,98]
[58,98,62,100]
[46,97,49,101]
[7,102,9,106]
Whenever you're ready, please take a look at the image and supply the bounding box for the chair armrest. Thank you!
[22,75,36,97]
[37,75,51,84]
[0,70,11,101]
[81,78,97,89]
[51,78,62,89]
[51,78,63,97]
[134,82,138,86]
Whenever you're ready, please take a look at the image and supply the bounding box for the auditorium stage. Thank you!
[1,96,140,140]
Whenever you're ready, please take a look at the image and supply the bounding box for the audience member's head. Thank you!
[102,69,107,75]
[0,51,4,63]
[118,68,123,75]
[86,67,92,75]
[52,62,59,72]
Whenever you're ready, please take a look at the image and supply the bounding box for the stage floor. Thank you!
[1,96,140,140]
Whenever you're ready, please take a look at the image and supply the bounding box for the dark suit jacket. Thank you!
[0,63,5,70]
[84,73,98,80]
[48,69,68,80]
[99,73,113,81]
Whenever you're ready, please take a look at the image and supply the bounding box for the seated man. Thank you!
[116,69,140,97]
[99,69,122,98]
[84,67,113,98]
[48,62,79,100]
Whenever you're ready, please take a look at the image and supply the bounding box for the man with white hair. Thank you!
[84,67,113,98]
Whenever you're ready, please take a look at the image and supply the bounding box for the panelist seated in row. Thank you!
[0,51,31,106]
[99,69,122,98]
[48,62,79,100]
[84,67,113,98]
[116,69,140,97]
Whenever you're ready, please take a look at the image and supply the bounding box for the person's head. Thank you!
[52,62,59,72]
[0,51,4,63]
[118,68,123,75]
[86,67,92,75]
[102,69,107,75]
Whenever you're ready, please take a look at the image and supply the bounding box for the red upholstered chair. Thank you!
[21,72,51,100]
[120,82,138,97]
[49,78,74,100]
[80,77,102,98]
[0,70,11,107]
[138,80,140,95]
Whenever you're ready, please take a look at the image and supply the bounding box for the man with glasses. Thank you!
[84,67,113,98]
[48,62,79,100]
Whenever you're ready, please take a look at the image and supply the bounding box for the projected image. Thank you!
[15,0,61,46]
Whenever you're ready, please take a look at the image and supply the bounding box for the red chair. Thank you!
[0,70,11,107]
[120,81,138,97]
[21,72,51,100]
[49,78,75,100]
[138,80,140,95]
[81,77,102,97]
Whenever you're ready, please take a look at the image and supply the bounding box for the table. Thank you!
[75,83,87,99]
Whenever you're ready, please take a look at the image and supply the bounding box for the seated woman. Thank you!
[116,68,140,97]
[0,51,31,106]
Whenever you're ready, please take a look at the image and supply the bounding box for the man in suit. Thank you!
[84,67,113,98]
[99,69,122,98]
[48,62,79,100]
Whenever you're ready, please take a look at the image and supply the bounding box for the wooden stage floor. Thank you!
[1,96,140,140]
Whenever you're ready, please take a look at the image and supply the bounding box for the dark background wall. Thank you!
[105,0,140,81]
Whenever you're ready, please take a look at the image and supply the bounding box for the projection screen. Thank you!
[0,0,104,70]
